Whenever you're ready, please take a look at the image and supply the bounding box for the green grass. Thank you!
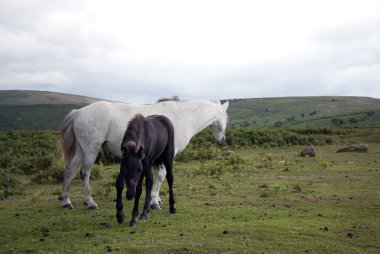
[1,144,379,253]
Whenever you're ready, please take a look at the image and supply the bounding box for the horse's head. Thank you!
[120,141,145,200]
[209,101,229,145]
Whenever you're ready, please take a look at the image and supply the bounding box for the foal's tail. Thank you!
[58,110,80,168]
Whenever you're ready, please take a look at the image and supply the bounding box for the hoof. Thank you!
[140,214,147,221]
[116,211,124,224]
[87,206,99,210]
[129,221,138,227]
[150,204,161,210]
[170,207,177,214]
[62,204,74,209]
[116,215,124,224]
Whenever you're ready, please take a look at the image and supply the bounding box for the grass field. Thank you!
[1,144,379,253]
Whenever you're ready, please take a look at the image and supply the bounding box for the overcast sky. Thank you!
[0,0,379,103]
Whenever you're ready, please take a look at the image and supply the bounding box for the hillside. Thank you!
[227,96,380,128]
[0,104,88,130]
[0,90,105,130]
[1,90,380,130]
[0,90,103,105]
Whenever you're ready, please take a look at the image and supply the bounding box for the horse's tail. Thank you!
[58,109,80,168]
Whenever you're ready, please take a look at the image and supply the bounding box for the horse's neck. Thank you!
[173,101,218,137]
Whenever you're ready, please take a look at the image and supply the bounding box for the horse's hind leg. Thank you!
[81,151,100,210]
[150,163,166,210]
[60,148,83,209]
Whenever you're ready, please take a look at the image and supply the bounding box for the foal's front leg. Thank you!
[115,175,124,224]
[140,168,153,221]
[130,175,144,227]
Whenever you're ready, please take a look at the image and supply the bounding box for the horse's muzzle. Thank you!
[217,137,226,145]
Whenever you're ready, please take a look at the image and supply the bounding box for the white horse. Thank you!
[59,99,229,210]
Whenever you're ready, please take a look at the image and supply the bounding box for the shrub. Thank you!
[194,153,249,177]
[331,118,344,126]
[348,117,358,124]
[32,161,64,184]
[95,147,120,165]
[90,164,103,180]
[0,168,20,198]
[175,143,219,162]
[309,110,317,116]
[254,153,275,169]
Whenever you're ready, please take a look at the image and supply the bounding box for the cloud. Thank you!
[0,0,380,103]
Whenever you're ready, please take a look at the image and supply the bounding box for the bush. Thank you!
[348,117,358,124]
[194,153,249,177]
[175,143,219,162]
[0,168,20,198]
[31,160,64,184]
[331,118,344,126]
[90,164,103,180]
[95,147,120,165]
[0,130,59,175]
[225,128,333,148]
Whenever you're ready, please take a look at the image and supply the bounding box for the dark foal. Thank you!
[115,114,176,226]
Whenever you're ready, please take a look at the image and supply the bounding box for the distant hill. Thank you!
[227,96,380,128]
[0,90,103,105]
[0,90,106,130]
[1,90,380,130]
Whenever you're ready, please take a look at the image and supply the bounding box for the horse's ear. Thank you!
[222,101,229,110]
[138,147,145,159]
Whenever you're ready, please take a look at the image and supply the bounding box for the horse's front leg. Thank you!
[130,174,144,227]
[141,168,153,221]
[115,174,124,224]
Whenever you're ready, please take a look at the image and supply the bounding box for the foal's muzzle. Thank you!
[126,188,135,200]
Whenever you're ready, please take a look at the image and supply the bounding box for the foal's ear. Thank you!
[138,147,145,159]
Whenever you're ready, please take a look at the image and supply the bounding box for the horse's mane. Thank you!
[156,97,225,106]
[156,96,181,103]
[121,114,145,152]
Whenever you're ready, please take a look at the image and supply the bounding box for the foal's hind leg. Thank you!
[150,163,166,210]
[164,160,176,214]
[60,149,83,209]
